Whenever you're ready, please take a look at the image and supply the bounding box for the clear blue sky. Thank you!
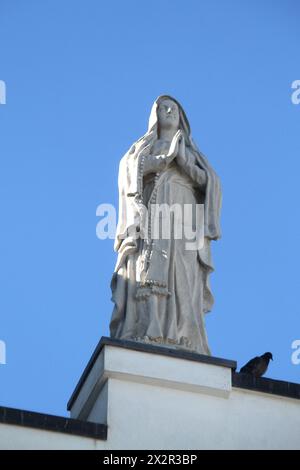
[0,0,299,417]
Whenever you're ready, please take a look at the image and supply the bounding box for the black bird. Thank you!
[240,352,273,377]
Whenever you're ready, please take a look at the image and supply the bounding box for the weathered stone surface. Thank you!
[109,96,222,354]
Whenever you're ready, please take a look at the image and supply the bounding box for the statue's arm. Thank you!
[176,147,207,188]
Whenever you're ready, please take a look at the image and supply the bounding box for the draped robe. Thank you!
[109,96,222,354]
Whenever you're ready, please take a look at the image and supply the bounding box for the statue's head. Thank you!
[157,98,180,132]
[148,95,191,140]
[129,95,192,155]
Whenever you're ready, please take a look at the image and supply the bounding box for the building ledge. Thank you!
[0,406,107,440]
[67,336,237,411]
[233,372,300,401]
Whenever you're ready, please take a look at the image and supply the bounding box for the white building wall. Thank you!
[1,383,299,450]
[102,377,300,450]
[1,341,299,450]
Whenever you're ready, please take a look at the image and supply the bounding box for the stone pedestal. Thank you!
[67,337,300,449]
[67,337,236,449]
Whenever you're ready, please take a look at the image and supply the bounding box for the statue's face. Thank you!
[157,99,180,131]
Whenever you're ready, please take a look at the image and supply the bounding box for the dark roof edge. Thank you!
[0,406,107,440]
[67,336,237,410]
[232,372,300,401]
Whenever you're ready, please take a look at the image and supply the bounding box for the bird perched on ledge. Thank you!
[240,352,273,377]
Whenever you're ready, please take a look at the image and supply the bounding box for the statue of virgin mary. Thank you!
[109,95,222,355]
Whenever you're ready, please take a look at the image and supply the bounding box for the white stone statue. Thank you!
[109,95,222,354]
